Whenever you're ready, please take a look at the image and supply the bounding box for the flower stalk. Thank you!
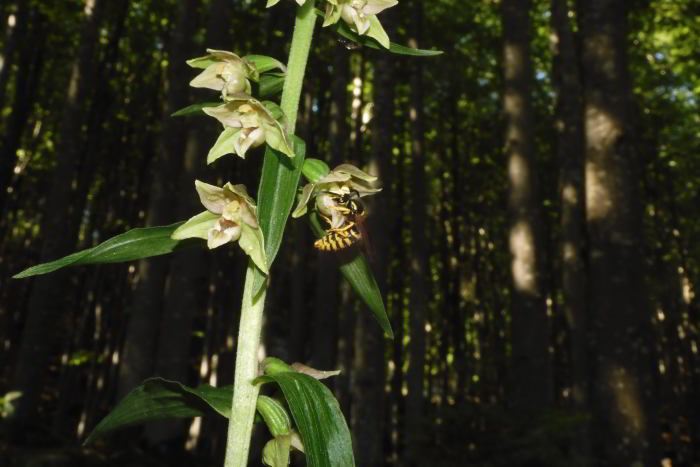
[223,1,317,466]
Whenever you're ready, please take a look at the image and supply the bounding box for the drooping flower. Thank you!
[172,181,267,273]
[292,160,381,227]
[203,94,295,162]
[187,50,259,98]
[323,0,398,49]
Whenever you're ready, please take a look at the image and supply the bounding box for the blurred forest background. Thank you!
[1,0,699,465]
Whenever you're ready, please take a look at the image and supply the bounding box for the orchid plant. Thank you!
[14,1,440,465]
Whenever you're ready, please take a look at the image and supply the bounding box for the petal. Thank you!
[205,49,244,62]
[334,163,378,182]
[207,219,241,249]
[203,102,245,128]
[207,127,242,164]
[189,63,227,90]
[262,121,295,158]
[195,180,228,214]
[323,3,342,27]
[239,223,268,274]
[224,183,258,212]
[362,0,398,15]
[292,183,316,218]
[171,211,219,240]
[366,14,391,48]
[234,127,266,158]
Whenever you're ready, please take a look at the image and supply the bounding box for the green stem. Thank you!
[223,3,316,466]
[280,0,316,134]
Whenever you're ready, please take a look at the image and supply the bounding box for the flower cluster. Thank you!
[293,160,381,230]
[267,0,398,49]
[187,49,293,161]
[173,49,291,269]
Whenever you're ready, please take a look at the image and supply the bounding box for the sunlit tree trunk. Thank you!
[7,0,104,423]
[404,1,427,463]
[117,0,199,400]
[502,0,551,412]
[551,0,589,457]
[577,0,657,463]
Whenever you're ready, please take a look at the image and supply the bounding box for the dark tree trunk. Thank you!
[404,1,428,463]
[577,0,657,463]
[7,0,105,423]
[0,4,44,215]
[502,0,551,412]
[551,0,589,458]
[117,0,199,399]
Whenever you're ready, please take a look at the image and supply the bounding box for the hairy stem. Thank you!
[223,2,316,466]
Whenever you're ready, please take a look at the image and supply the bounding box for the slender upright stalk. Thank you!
[224,2,316,466]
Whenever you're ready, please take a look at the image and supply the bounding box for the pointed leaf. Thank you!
[310,214,393,338]
[244,54,287,74]
[251,136,306,295]
[14,223,196,279]
[84,377,232,445]
[255,372,354,467]
[171,102,221,117]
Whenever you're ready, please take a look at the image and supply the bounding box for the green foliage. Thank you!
[255,371,355,467]
[84,378,232,445]
[252,137,307,294]
[13,223,194,278]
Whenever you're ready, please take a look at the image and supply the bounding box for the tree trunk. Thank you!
[117,0,199,400]
[551,0,589,458]
[502,0,551,412]
[577,0,657,463]
[404,1,428,463]
[7,0,105,423]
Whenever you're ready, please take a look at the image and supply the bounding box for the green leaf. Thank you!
[14,223,195,279]
[244,54,287,74]
[171,102,221,117]
[310,214,393,338]
[317,10,443,57]
[259,72,285,98]
[252,136,306,295]
[255,372,354,467]
[84,377,232,445]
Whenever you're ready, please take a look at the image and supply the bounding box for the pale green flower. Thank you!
[204,95,295,162]
[323,0,398,49]
[292,162,381,224]
[187,49,258,98]
[172,181,267,273]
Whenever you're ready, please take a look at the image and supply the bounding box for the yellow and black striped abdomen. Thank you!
[314,226,362,251]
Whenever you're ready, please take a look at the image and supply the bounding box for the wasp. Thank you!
[313,190,369,253]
